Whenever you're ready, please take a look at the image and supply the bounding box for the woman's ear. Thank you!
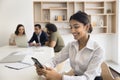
[85,24,90,32]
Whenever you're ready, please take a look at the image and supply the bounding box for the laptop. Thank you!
[15,35,28,48]
[0,54,25,63]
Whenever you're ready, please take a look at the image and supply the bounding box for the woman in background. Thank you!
[9,24,27,45]
[35,11,104,80]
[45,23,65,52]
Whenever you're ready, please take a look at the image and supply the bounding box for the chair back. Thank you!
[101,62,114,80]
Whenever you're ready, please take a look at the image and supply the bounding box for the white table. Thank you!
[0,46,54,80]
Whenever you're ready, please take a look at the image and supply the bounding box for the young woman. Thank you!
[45,23,65,52]
[35,11,104,80]
[9,24,27,45]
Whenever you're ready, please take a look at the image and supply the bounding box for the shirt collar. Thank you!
[37,31,42,36]
[86,36,95,50]
[72,36,95,50]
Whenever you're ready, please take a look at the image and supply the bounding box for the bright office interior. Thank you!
[0,0,120,74]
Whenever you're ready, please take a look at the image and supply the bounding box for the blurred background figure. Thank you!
[28,24,48,47]
[45,23,65,52]
[9,24,27,46]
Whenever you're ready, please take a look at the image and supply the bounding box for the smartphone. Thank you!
[31,57,44,69]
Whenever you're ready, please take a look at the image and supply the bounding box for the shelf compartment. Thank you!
[104,1,116,14]
[89,14,107,15]
[42,2,67,9]
[74,2,84,12]
[85,7,104,10]
[85,9,104,14]
[68,2,74,20]
[91,15,107,28]
[41,9,50,21]
[85,2,104,14]
[34,2,41,22]
[50,9,67,21]
[107,15,116,33]
[50,8,67,10]
[40,21,50,23]
[85,2,104,8]
[50,20,68,23]
[92,27,107,33]
[107,13,115,15]
[89,13,115,16]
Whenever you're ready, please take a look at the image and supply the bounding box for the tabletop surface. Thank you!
[0,46,54,80]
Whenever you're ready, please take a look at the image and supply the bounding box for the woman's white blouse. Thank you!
[9,33,27,45]
[9,34,16,43]
[45,37,104,80]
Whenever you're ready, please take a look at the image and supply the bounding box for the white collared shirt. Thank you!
[45,36,104,80]
[37,32,42,44]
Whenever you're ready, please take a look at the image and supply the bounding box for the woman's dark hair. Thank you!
[15,24,25,35]
[45,23,57,32]
[34,24,41,29]
[70,11,93,33]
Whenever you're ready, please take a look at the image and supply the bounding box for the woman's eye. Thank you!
[74,26,79,29]
[70,26,79,29]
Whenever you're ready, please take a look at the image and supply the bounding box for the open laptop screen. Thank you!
[15,35,28,47]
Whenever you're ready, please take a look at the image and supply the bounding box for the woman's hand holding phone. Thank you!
[31,57,47,76]
[35,63,62,80]
[35,64,45,76]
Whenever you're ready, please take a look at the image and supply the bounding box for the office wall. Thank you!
[117,0,120,64]
[0,0,118,61]
[0,0,34,46]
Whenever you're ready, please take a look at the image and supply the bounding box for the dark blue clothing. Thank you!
[94,76,103,80]
[28,31,48,46]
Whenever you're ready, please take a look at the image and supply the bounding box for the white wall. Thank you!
[0,0,118,61]
[118,0,120,64]
[0,0,34,46]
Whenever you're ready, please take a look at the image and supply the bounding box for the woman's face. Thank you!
[69,19,88,40]
[18,26,25,35]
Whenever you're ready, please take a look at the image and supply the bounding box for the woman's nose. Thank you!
[71,27,75,33]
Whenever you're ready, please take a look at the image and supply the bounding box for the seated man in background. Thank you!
[45,23,65,52]
[28,24,48,47]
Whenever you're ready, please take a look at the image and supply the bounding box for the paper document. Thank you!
[5,62,32,70]
[14,49,33,55]
[0,54,25,63]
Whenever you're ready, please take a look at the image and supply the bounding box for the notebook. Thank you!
[15,35,28,47]
[5,62,32,70]
[0,54,25,63]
